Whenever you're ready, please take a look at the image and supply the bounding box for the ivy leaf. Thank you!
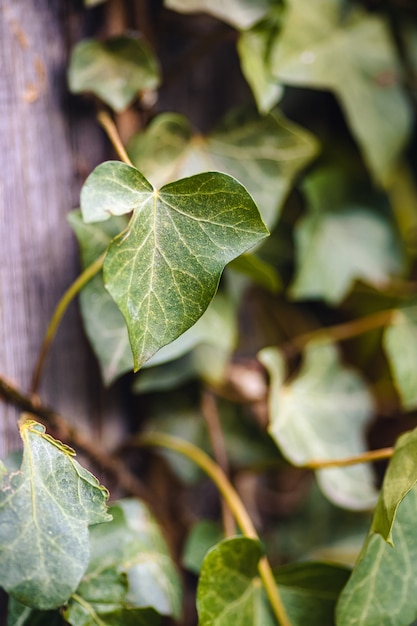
[128,106,318,229]
[336,486,417,626]
[259,342,378,510]
[0,419,110,610]
[270,0,412,183]
[383,304,417,410]
[371,428,417,546]
[290,167,404,304]
[81,162,268,370]
[237,8,284,113]
[197,537,276,625]
[65,499,182,622]
[7,598,64,626]
[164,0,272,29]
[68,36,160,112]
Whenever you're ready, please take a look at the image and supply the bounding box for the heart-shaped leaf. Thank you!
[68,36,160,112]
[336,486,417,626]
[259,342,378,510]
[80,162,268,370]
[0,419,110,609]
[128,107,318,229]
[270,0,412,183]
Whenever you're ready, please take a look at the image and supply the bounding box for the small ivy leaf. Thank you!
[197,537,276,625]
[290,167,404,304]
[128,106,319,229]
[383,304,417,410]
[65,499,182,623]
[371,428,417,546]
[164,0,271,29]
[336,485,417,626]
[68,36,160,112]
[259,343,378,510]
[81,162,268,370]
[270,0,412,183]
[0,419,111,610]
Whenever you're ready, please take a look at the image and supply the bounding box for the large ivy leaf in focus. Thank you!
[383,304,417,410]
[0,419,110,609]
[336,486,417,626]
[81,162,268,370]
[197,537,275,625]
[290,167,404,304]
[128,107,319,228]
[65,499,180,623]
[270,0,412,183]
[371,428,417,546]
[68,36,160,112]
[164,0,271,29]
[237,7,284,113]
[259,342,378,510]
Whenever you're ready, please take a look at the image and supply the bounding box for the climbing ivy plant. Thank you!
[4,0,417,625]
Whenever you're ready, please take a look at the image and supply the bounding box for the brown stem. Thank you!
[201,389,235,537]
[0,375,153,504]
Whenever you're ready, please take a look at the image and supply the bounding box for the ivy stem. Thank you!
[136,431,293,626]
[97,110,134,166]
[30,252,105,394]
[304,447,394,469]
[71,593,107,626]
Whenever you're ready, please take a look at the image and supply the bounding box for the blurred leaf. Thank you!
[133,353,197,393]
[197,537,275,625]
[68,36,160,112]
[274,561,350,625]
[182,520,224,574]
[164,0,272,29]
[271,0,412,183]
[290,167,404,304]
[237,7,284,113]
[228,253,282,292]
[336,486,417,626]
[65,499,181,622]
[128,106,319,228]
[371,428,417,545]
[383,304,417,410]
[259,342,378,510]
[81,162,268,370]
[0,420,110,609]
[7,599,64,626]
[84,0,107,5]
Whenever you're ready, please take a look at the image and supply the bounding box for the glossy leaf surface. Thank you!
[259,342,378,509]
[81,162,268,370]
[0,420,110,609]
[68,36,160,112]
[383,304,417,409]
[128,107,318,228]
[271,0,412,182]
[336,486,417,626]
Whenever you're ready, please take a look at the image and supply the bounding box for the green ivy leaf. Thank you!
[228,253,282,293]
[383,304,417,410]
[336,486,417,626]
[81,162,268,370]
[371,428,417,546]
[65,499,181,622]
[237,8,284,113]
[182,520,224,574]
[128,107,319,228]
[68,36,160,112]
[0,419,110,609]
[270,0,412,183]
[290,167,404,304]
[164,0,271,29]
[259,342,378,510]
[197,537,275,625]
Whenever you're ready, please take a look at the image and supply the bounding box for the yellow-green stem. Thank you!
[31,253,105,393]
[305,447,394,470]
[137,432,292,626]
[71,593,106,626]
[97,110,134,166]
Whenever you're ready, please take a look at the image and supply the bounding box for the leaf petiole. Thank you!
[136,431,293,626]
